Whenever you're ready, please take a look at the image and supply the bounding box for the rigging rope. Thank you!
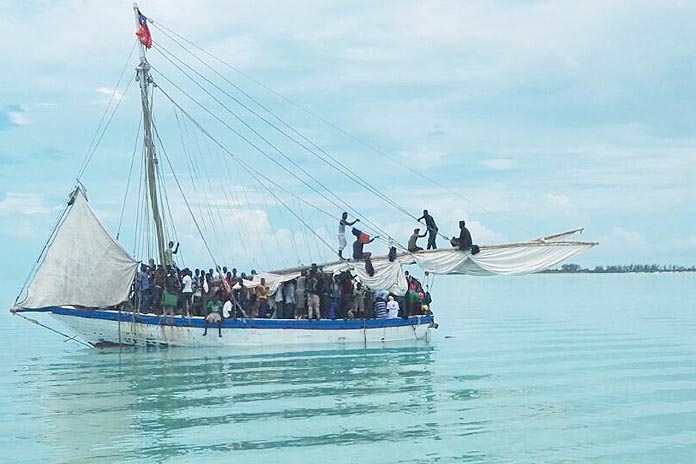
[151,22,534,237]
[152,44,404,246]
[152,65,392,253]
[76,41,137,181]
[151,121,219,266]
[12,313,94,349]
[117,118,142,239]
[156,85,337,255]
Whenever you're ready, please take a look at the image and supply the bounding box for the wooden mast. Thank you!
[133,3,167,266]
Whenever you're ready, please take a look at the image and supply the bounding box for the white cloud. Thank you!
[0,193,50,216]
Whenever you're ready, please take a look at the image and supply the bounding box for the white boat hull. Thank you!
[47,308,434,348]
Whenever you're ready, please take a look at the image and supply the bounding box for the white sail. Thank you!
[411,242,595,276]
[18,189,138,309]
[325,260,408,296]
[270,240,596,295]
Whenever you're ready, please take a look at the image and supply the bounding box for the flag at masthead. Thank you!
[135,8,152,48]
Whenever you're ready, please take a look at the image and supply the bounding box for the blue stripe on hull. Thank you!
[44,307,434,330]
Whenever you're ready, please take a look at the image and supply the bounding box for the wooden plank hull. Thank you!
[47,308,435,348]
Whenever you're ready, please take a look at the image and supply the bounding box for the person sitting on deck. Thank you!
[338,212,360,259]
[417,209,439,250]
[407,228,427,252]
[164,241,179,267]
[203,291,223,337]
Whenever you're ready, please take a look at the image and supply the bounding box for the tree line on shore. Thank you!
[544,264,696,273]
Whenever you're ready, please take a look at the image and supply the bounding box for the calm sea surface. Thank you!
[2,273,695,463]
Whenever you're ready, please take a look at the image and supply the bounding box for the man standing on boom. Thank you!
[418,209,439,250]
[337,212,359,259]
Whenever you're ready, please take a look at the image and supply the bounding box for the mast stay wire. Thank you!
[151,120,219,267]
[76,41,138,181]
[295,198,315,265]
[175,107,236,266]
[153,40,419,230]
[181,110,232,266]
[151,64,394,250]
[156,85,337,255]
[151,22,534,238]
[196,119,257,268]
[180,117,230,266]
[152,43,404,247]
[210,136,257,267]
[117,118,143,240]
[152,73,351,222]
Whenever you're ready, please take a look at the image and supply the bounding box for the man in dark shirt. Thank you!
[306,266,323,320]
[458,220,473,251]
[136,264,151,312]
[418,209,439,250]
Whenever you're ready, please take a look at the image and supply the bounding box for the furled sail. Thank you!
[270,239,596,296]
[410,242,595,276]
[17,188,138,309]
[325,260,408,296]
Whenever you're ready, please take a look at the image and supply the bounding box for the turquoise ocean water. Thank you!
[2,273,695,463]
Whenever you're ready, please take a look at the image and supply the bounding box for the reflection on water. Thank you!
[18,344,480,463]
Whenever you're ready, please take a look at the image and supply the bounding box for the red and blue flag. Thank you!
[135,9,152,49]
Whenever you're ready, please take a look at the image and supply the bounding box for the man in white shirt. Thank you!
[386,295,400,319]
[337,212,359,259]
[181,269,193,317]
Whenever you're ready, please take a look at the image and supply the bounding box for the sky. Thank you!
[1,0,696,305]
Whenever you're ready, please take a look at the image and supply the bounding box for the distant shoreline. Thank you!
[544,264,696,274]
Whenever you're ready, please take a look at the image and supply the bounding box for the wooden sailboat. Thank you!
[9,5,597,348]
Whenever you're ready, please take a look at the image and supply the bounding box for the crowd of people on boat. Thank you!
[132,260,432,323]
[130,209,474,333]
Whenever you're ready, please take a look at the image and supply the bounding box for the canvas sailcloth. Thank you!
[18,189,138,309]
